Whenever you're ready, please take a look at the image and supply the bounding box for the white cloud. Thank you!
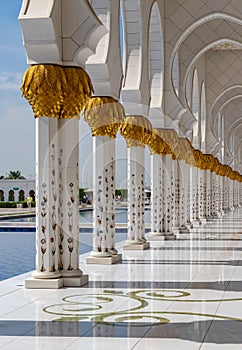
[0,71,22,90]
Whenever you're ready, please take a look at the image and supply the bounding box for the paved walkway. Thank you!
[0,209,242,349]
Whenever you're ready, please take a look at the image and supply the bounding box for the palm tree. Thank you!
[5,170,26,180]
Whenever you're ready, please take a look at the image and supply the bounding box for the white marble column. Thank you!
[171,159,180,236]
[223,176,229,213]
[234,181,239,208]
[87,136,121,263]
[217,175,223,215]
[57,119,88,285]
[185,162,192,229]
[229,178,234,211]
[147,154,164,240]
[179,160,189,232]
[124,146,149,250]
[239,182,242,207]
[211,171,218,218]
[206,170,212,220]
[220,176,225,215]
[191,167,200,227]
[162,155,175,239]
[198,169,207,224]
[215,174,221,217]
[26,118,62,288]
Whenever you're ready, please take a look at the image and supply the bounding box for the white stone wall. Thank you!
[0,180,35,202]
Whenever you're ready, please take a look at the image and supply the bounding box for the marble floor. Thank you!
[1,210,242,349]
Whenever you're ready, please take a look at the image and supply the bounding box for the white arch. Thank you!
[185,70,192,108]
[148,1,164,109]
[122,0,142,90]
[86,0,123,97]
[210,85,242,115]
[170,12,242,74]
[200,81,206,152]
[209,85,242,135]
[192,69,199,119]
[172,52,179,97]
[191,69,199,147]
[182,39,242,103]
[225,118,242,153]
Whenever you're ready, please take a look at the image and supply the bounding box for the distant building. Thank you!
[0,180,35,202]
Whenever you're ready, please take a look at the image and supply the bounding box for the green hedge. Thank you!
[0,201,36,208]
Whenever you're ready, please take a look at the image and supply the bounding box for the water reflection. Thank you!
[7,208,151,224]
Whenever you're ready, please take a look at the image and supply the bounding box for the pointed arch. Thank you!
[9,190,15,202]
[172,52,179,96]
[86,0,123,97]
[148,1,164,109]
[19,190,25,202]
[185,70,192,108]
[191,69,199,147]
[200,81,206,152]
[0,190,4,202]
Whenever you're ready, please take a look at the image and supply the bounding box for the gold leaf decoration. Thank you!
[21,64,94,119]
[149,129,173,155]
[158,129,180,160]
[120,116,153,148]
[83,96,125,138]
[178,138,194,164]
[194,150,205,169]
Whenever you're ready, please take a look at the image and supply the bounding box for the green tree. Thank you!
[5,170,26,180]
[79,188,87,202]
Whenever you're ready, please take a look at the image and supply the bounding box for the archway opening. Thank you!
[0,190,4,202]
[200,81,206,152]
[29,190,35,201]
[19,190,25,201]
[148,2,164,109]
[8,190,15,202]
[172,52,179,96]
[192,69,199,147]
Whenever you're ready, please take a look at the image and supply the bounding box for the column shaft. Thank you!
[191,167,200,226]
[124,147,149,249]
[58,119,82,277]
[33,118,60,279]
[150,154,163,235]
[91,136,117,258]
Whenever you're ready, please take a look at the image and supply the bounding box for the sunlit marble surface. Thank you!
[1,210,242,349]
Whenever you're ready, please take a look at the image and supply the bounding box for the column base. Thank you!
[86,253,122,265]
[146,232,165,241]
[191,220,201,228]
[179,225,191,233]
[25,274,89,289]
[172,227,181,238]
[152,232,176,240]
[63,274,89,287]
[123,242,150,250]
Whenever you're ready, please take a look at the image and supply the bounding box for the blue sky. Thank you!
[0,0,34,179]
[0,0,127,186]
[0,1,150,187]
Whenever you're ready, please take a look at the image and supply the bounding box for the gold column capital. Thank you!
[21,64,93,119]
[120,115,152,148]
[83,96,125,138]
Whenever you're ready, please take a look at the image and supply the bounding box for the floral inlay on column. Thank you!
[21,64,93,281]
[40,182,47,272]
[120,116,152,247]
[83,97,125,258]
